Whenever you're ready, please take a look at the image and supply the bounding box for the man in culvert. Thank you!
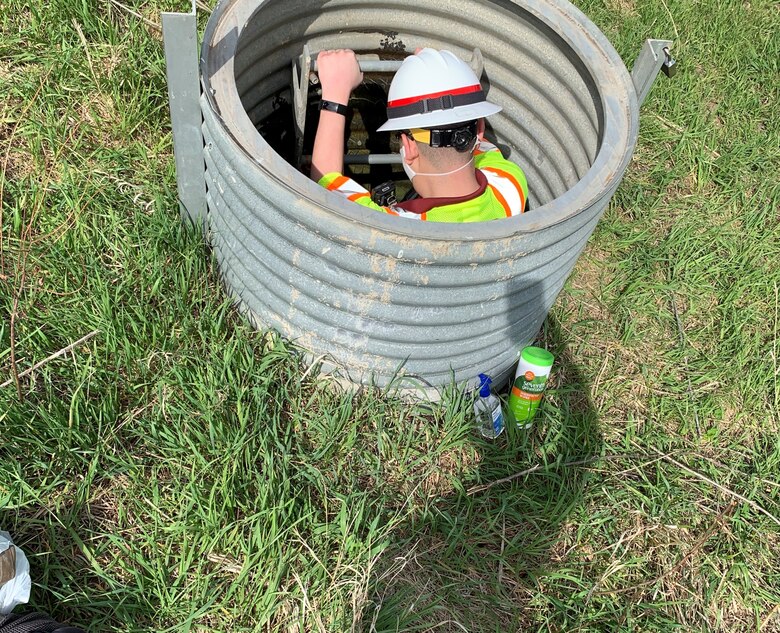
[310,48,529,222]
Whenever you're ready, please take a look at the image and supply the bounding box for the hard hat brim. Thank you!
[377,101,502,132]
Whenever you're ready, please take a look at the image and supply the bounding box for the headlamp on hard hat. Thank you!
[402,121,478,152]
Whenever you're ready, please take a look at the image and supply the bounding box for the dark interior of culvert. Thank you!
[256,52,411,194]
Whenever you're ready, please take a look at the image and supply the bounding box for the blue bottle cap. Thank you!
[478,373,492,397]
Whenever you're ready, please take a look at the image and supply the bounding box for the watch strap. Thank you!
[320,100,350,116]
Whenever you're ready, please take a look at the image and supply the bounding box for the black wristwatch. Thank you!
[320,100,350,116]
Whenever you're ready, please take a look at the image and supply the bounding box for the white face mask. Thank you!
[400,144,476,182]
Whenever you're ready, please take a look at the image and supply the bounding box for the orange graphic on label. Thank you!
[511,387,543,401]
[524,370,535,381]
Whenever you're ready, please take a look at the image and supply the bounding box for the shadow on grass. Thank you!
[365,313,603,631]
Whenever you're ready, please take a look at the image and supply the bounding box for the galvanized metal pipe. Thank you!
[301,154,402,165]
[313,59,402,73]
[197,0,665,396]
[310,50,483,75]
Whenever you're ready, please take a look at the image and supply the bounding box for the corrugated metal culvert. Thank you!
[163,0,672,396]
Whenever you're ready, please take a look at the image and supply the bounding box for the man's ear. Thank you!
[477,118,486,140]
[401,133,419,163]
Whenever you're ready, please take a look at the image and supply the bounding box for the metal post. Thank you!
[162,1,207,227]
[630,39,674,107]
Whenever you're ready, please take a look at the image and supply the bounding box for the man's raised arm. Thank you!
[310,49,363,182]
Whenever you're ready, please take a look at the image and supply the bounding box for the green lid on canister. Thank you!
[521,346,554,366]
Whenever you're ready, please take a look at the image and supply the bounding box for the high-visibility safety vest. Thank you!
[318,141,528,223]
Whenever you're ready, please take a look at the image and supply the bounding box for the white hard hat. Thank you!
[377,48,502,132]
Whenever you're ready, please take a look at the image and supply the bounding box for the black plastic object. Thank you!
[0,613,85,633]
[371,180,397,206]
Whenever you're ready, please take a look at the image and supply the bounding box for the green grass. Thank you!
[1,0,779,631]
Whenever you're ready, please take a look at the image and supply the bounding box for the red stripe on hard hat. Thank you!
[387,84,483,109]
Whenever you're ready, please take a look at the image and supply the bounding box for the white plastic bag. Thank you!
[0,532,31,615]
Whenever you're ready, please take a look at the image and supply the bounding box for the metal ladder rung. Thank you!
[302,154,402,165]
[312,58,404,74]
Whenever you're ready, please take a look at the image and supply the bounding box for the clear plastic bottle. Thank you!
[474,373,504,439]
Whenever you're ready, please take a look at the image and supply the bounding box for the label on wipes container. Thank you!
[510,373,547,427]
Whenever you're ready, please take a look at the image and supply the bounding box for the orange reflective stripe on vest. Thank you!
[488,184,512,218]
[327,175,350,191]
[482,166,526,211]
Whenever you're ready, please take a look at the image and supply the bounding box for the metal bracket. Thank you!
[630,39,674,107]
[162,0,207,227]
[292,46,485,168]
[467,47,485,79]
[292,44,313,169]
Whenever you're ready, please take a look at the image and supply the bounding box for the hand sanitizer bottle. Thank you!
[474,374,504,439]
